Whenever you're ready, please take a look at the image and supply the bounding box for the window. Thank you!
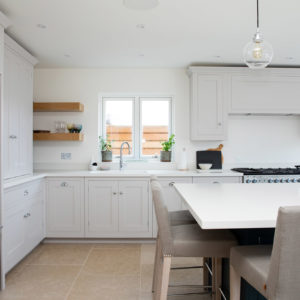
[100,95,173,160]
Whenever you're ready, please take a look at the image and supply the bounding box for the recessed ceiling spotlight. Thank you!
[136,24,145,29]
[138,53,145,57]
[64,54,71,58]
[36,23,47,29]
[285,56,294,60]
[124,0,159,10]
[213,55,221,58]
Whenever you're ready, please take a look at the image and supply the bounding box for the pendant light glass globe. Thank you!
[243,31,273,69]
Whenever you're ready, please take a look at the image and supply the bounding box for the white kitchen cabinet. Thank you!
[229,72,300,114]
[192,176,242,184]
[3,180,45,273]
[85,180,118,237]
[157,177,193,211]
[119,181,151,237]
[3,35,37,179]
[46,178,84,238]
[85,178,151,238]
[189,70,228,141]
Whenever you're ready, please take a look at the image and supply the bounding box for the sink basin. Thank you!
[89,170,148,175]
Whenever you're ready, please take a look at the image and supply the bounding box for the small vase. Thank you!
[101,151,112,162]
[160,151,172,162]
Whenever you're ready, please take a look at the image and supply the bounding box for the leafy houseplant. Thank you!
[99,136,112,162]
[160,134,175,162]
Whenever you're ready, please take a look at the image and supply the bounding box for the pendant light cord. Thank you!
[257,0,260,29]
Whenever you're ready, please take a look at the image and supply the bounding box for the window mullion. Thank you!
[134,96,140,160]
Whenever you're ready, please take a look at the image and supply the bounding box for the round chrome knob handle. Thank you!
[246,179,251,183]
[252,179,258,183]
[286,179,291,183]
[297,179,300,183]
[291,178,297,183]
[268,179,273,183]
[280,179,285,183]
[274,179,279,183]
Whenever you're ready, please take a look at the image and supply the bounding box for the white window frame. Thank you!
[99,94,174,161]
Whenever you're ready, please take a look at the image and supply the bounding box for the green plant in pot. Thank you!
[99,136,112,162]
[160,134,175,162]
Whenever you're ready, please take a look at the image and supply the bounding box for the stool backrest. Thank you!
[150,178,173,256]
[267,206,300,299]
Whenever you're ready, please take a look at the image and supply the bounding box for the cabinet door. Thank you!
[158,177,193,211]
[26,191,45,253]
[3,47,33,179]
[118,180,151,237]
[46,178,84,237]
[85,180,118,237]
[190,73,227,140]
[192,177,241,184]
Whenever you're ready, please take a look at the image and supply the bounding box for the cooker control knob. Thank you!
[268,179,273,183]
[291,178,297,183]
[280,179,285,183]
[246,179,251,183]
[252,179,258,183]
[274,179,280,183]
[286,178,291,183]
[297,178,300,183]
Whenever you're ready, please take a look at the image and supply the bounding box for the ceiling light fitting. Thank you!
[243,0,273,69]
[36,23,47,29]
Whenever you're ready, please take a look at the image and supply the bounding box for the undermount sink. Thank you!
[90,170,148,174]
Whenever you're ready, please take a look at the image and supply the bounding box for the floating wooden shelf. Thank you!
[33,102,84,112]
[33,133,84,141]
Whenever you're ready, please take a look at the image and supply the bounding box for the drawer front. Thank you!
[193,176,241,184]
[4,180,44,214]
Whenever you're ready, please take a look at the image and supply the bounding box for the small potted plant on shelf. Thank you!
[99,136,112,162]
[160,134,175,162]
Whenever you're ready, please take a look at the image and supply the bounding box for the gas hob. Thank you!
[232,167,300,183]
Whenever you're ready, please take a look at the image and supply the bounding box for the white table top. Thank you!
[174,183,300,229]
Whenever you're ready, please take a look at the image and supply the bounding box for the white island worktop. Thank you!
[174,183,300,229]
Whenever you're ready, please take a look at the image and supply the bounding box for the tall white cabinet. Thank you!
[3,34,37,179]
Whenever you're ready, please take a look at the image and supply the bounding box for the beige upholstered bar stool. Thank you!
[151,179,237,300]
[230,206,300,300]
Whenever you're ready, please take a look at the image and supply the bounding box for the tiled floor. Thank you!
[0,243,211,300]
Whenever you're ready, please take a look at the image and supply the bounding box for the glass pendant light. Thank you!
[243,0,273,69]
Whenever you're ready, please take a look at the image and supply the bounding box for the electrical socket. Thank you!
[61,153,72,160]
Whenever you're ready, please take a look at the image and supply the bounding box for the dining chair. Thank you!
[151,178,237,300]
[230,206,300,300]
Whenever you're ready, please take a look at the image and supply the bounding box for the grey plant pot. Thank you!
[160,151,172,162]
[101,151,112,162]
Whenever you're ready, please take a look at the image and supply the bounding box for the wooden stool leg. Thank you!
[230,265,241,300]
[155,255,171,300]
[152,236,160,292]
[215,258,222,300]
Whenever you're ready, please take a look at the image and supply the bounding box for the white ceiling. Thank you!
[0,0,299,68]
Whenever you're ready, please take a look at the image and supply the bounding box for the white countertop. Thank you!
[174,183,300,229]
[3,169,242,189]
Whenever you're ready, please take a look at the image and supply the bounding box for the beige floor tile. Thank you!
[67,270,140,300]
[28,243,93,266]
[140,244,156,265]
[0,265,81,300]
[141,264,154,293]
[83,248,141,276]
[93,243,141,250]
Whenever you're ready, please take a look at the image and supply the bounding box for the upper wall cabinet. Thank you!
[188,68,228,141]
[3,34,38,179]
[229,70,300,114]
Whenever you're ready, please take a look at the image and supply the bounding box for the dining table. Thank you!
[174,183,300,300]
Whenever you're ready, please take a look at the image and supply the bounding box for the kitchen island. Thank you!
[174,183,300,300]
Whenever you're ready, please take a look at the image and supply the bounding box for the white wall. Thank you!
[33,68,300,170]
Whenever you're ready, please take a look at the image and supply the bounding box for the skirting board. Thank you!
[43,238,156,244]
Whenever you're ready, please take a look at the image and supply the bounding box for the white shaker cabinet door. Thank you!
[85,180,118,237]
[118,180,152,237]
[190,72,227,141]
[46,178,84,237]
[158,177,193,211]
